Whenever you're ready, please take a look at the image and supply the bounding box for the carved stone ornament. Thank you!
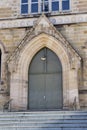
[7,14,81,73]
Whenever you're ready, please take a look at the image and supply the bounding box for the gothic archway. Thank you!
[10,33,80,110]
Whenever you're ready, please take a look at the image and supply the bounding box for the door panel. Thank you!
[28,48,63,110]
[29,48,45,73]
[29,74,45,109]
[46,73,62,109]
[46,48,62,73]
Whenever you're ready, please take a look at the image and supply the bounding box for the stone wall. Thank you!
[0,22,87,110]
[0,0,87,110]
[0,23,87,56]
[0,0,20,19]
[0,28,26,52]
[57,23,87,109]
[77,0,87,12]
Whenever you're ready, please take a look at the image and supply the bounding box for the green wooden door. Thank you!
[28,48,63,110]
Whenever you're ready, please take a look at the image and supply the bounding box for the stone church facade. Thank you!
[0,0,87,111]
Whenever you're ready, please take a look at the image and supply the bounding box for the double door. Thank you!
[28,48,63,110]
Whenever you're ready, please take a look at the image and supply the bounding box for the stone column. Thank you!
[69,68,80,110]
[10,73,28,111]
[83,47,87,90]
[79,46,87,109]
[0,52,10,111]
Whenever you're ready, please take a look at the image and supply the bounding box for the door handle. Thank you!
[44,96,46,99]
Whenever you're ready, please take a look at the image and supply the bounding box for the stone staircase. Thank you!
[0,111,87,130]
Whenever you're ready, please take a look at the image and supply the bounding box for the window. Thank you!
[21,0,70,14]
[52,0,59,11]
[62,0,70,11]
[31,0,38,13]
[43,0,49,12]
[21,0,28,14]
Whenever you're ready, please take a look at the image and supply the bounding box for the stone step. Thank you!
[0,115,87,120]
[0,111,87,130]
[0,128,87,130]
[0,112,87,117]
[0,114,87,117]
[0,119,87,123]
[0,123,87,128]
[1,111,87,116]
[0,122,87,127]
[1,111,87,114]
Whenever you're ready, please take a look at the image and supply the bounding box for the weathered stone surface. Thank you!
[0,0,87,111]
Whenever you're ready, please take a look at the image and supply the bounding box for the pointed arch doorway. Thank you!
[28,47,63,110]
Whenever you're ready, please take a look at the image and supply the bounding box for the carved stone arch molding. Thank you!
[9,14,81,110]
[10,33,81,110]
[0,41,7,88]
